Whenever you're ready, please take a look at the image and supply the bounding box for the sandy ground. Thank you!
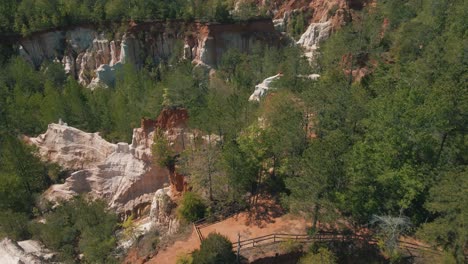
[148,212,310,264]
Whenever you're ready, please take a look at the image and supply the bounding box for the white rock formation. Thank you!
[30,112,218,219]
[62,55,75,75]
[88,62,123,89]
[19,27,124,88]
[150,187,171,225]
[149,187,180,236]
[29,123,117,170]
[249,74,282,101]
[30,123,169,215]
[297,20,332,60]
[298,74,321,80]
[0,238,54,264]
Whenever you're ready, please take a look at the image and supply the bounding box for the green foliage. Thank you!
[176,253,193,264]
[417,167,468,263]
[0,136,51,214]
[299,247,337,264]
[0,3,466,263]
[120,214,136,240]
[232,1,260,21]
[284,130,347,228]
[30,197,117,263]
[180,140,226,201]
[177,192,206,222]
[1,0,242,35]
[280,1,467,258]
[280,239,303,253]
[0,57,164,142]
[191,233,236,264]
[222,139,260,202]
[287,12,307,39]
[152,128,175,167]
[0,210,30,240]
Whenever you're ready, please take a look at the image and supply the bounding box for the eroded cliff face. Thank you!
[258,0,372,61]
[33,123,169,218]
[28,121,117,170]
[29,108,213,219]
[18,20,281,88]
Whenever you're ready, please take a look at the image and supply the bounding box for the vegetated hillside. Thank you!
[0,0,466,263]
[0,0,264,36]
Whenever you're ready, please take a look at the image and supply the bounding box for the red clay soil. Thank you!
[201,213,310,243]
[146,228,201,264]
[147,211,310,264]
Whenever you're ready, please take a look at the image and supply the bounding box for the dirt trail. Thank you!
[147,228,200,264]
[201,213,309,242]
[148,213,310,264]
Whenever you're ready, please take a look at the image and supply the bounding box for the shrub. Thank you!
[176,253,193,264]
[280,239,303,253]
[0,210,30,240]
[177,192,206,222]
[30,197,117,262]
[299,247,337,264]
[192,233,236,264]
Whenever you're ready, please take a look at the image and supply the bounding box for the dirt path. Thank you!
[201,213,309,242]
[147,228,200,264]
[148,213,310,264]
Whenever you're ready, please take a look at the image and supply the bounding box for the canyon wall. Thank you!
[18,20,282,88]
[262,0,372,60]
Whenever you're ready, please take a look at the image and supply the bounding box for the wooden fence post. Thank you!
[237,232,240,263]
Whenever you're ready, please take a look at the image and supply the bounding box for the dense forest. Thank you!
[0,0,260,35]
[0,0,466,263]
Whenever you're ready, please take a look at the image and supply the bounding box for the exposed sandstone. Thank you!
[29,108,209,219]
[18,20,282,87]
[0,238,54,264]
[249,74,282,101]
[29,122,116,170]
[297,21,332,60]
[32,122,170,217]
[149,187,179,235]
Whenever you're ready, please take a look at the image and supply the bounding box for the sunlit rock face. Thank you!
[28,122,117,170]
[0,238,54,264]
[149,187,179,235]
[29,121,169,216]
[18,20,282,88]
[28,108,216,218]
[297,21,332,60]
[249,74,282,101]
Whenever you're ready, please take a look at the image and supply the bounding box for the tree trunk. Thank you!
[312,204,320,231]
[435,132,448,166]
[207,135,214,201]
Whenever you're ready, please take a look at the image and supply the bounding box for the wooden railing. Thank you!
[192,210,464,260]
[193,205,244,242]
[232,231,368,250]
[194,206,242,229]
[231,231,451,259]
[193,223,204,241]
